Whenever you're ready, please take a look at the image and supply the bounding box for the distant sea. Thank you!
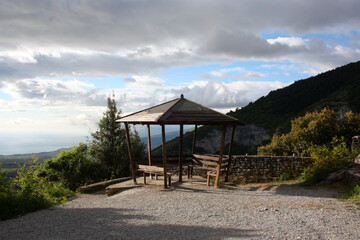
[0,134,87,155]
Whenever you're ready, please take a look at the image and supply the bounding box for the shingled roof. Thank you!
[116,94,243,125]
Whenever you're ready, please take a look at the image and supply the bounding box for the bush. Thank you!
[300,138,359,184]
[44,143,103,191]
[0,156,73,221]
[0,163,15,220]
[278,172,292,182]
[258,108,360,156]
[341,184,360,205]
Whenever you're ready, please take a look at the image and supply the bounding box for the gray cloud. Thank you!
[5,78,107,106]
[123,78,136,83]
[0,0,359,82]
[1,1,359,49]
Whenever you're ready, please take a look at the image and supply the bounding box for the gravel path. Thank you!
[1,178,360,240]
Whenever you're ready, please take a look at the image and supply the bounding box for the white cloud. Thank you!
[267,37,306,47]
[3,78,107,106]
[210,67,245,78]
[210,71,227,78]
[126,75,165,88]
[242,72,266,79]
[169,79,287,112]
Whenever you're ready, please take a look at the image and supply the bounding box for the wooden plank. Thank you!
[161,124,168,188]
[192,124,197,155]
[125,123,137,183]
[179,124,183,182]
[195,159,219,167]
[147,124,152,166]
[137,164,164,172]
[152,154,189,159]
[193,154,220,162]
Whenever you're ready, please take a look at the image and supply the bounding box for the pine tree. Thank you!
[89,94,145,178]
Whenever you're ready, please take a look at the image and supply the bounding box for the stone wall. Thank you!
[167,155,313,183]
[229,155,313,182]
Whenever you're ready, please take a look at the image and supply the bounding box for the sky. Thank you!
[0,0,360,154]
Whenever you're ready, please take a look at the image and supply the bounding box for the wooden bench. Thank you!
[187,154,229,186]
[136,164,172,186]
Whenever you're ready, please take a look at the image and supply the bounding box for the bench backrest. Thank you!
[150,154,193,166]
[192,154,229,172]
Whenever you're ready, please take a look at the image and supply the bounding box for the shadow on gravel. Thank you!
[170,181,239,195]
[0,207,259,239]
[274,184,341,199]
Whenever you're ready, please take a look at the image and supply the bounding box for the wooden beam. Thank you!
[225,124,236,182]
[125,123,137,183]
[147,124,153,179]
[215,125,227,187]
[179,124,184,182]
[161,124,168,188]
[147,124,152,166]
[192,124,198,155]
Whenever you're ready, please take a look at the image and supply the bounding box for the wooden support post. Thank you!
[225,124,236,182]
[125,123,137,183]
[147,124,153,179]
[192,125,198,155]
[161,124,168,188]
[179,124,184,182]
[215,125,227,187]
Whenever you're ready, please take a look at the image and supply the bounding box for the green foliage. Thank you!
[341,185,360,205]
[278,172,292,182]
[0,155,73,221]
[0,163,16,221]
[44,143,102,190]
[300,138,359,184]
[89,95,146,178]
[258,108,360,156]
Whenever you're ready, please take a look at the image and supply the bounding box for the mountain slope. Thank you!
[229,61,360,134]
[154,61,360,155]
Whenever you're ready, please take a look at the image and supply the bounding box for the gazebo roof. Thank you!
[116,94,243,125]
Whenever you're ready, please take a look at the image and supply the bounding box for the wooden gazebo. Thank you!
[116,94,243,187]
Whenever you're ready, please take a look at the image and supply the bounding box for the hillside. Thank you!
[153,61,360,155]
[0,148,70,179]
[229,61,360,134]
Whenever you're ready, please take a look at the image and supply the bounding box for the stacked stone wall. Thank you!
[165,155,313,183]
[229,155,312,182]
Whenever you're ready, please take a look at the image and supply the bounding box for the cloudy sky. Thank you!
[1,0,359,154]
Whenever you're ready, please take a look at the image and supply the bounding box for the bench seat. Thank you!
[136,164,172,186]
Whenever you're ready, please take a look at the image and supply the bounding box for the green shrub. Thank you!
[341,184,360,204]
[44,143,103,191]
[278,172,292,182]
[0,163,16,220]
[0,156,73,221]
[258,108,360,156]
[300,138,359,184]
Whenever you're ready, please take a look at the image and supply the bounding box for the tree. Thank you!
[89,94,146,178]
[44,143,99,190]
[258,108,360,156]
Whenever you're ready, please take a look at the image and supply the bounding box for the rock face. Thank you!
[195,124,270,154]
[323,162,360,185]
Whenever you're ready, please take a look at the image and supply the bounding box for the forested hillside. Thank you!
[229,61,360,134]
[153,61,360,155]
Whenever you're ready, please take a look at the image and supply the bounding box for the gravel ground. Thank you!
[1,177,360,240]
